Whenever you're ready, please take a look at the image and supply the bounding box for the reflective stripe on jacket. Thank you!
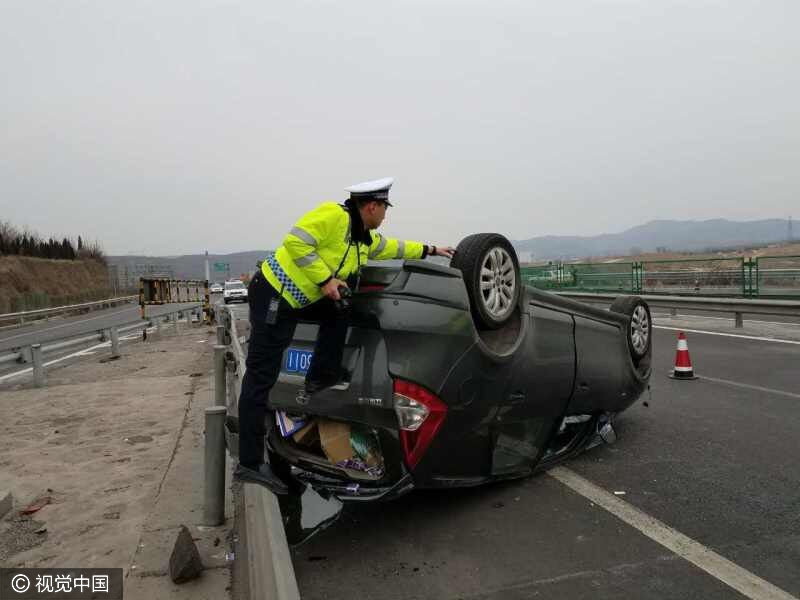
[262,202,425,308]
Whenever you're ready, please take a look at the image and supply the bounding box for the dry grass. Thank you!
[0,256,111,313]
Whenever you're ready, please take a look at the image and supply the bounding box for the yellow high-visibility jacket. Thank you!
[262,202,426,308]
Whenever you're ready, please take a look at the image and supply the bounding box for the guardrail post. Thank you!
[18,346,32,364]
[734,312,744,329]
[216,324,226,346]
[214,344,226,408]
[31,344,45,387]
[174,311,180,333]
[225,355,237,412]
[670,308,677,318]
[203,405,227,526]
[156,316,162,335]
[110,327,120,358]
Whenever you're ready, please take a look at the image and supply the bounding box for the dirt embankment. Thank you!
[0,256,111,313]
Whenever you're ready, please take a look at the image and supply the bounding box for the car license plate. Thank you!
[285,348,313,374]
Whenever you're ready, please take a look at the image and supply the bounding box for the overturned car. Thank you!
[265,233,652,501]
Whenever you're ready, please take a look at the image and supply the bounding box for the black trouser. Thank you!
[238,272,348,469]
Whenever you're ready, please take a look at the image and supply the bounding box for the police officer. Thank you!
[234,177,455,492]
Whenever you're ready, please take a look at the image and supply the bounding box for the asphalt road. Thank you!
[226,306,800,600]
[5,287,797,596]
[0,301,205,353]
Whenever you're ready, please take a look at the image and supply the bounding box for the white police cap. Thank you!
[345,177,394,204]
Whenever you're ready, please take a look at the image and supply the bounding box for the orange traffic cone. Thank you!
[669,331,698,380]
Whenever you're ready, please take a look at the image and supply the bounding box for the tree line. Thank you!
[0,221,105,262]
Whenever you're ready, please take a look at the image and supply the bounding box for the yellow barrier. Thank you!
[139,278,210,322]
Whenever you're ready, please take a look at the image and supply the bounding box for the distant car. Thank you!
[223,280,248,304]
[210,282,224,293]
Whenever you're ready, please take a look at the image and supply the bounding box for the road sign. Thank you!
[214,262,229,271]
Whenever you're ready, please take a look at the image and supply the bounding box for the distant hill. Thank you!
[108,218,795,282]
[107,250,269,284]
[513,218,793,261]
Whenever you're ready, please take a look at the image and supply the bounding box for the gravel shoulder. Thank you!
[0,324,234,599]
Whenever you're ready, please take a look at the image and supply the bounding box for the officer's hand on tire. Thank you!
[321,278,348,301]
[432,246,456,258]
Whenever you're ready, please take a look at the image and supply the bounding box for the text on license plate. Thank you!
[285,348,314,374]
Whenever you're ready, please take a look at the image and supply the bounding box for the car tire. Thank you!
[450,233,521,330]
[610,296,651,362]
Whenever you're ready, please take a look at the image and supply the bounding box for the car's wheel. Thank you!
[610,296,651,361]
[450,233,521,329]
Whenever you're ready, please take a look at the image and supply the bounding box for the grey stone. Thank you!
[168,525,204,584]
[0,490,12,519]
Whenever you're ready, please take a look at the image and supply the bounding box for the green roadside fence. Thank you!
[521,255,800,299]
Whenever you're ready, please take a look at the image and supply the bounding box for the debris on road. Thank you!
[0,516,48,563]
[124,435,153,444]
[19,495,51,516]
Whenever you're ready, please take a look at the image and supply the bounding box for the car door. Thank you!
[491,304,575,476]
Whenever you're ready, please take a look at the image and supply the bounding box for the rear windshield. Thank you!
[225,282,245,289]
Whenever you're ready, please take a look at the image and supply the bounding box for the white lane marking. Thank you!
[0,327,154,382]
[699,375,800,400]
[655,325,800,346]
[549,467,798,600]
[0,307,137,342]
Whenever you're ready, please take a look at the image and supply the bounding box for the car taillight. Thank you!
[393,379,447,470]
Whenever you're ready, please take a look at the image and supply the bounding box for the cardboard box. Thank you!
[318,420,355,464]
[292,420,319,446]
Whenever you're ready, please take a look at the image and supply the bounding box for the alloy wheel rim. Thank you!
[630,305,650,354]
[479,247,516,319]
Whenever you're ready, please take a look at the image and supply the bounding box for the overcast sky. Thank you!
[1,1,797,255]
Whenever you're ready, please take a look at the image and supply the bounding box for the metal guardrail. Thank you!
[0,303,203,386]
[554,291,800,328]
[0,295,138,328]
[218,304,300,600]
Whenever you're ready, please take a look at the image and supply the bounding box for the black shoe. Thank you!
[304,367,348,395]
[234,463,289,495]
[302,380,333,395]
[304,374,344,395]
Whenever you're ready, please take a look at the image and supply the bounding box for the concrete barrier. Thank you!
[223,305,300,600]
